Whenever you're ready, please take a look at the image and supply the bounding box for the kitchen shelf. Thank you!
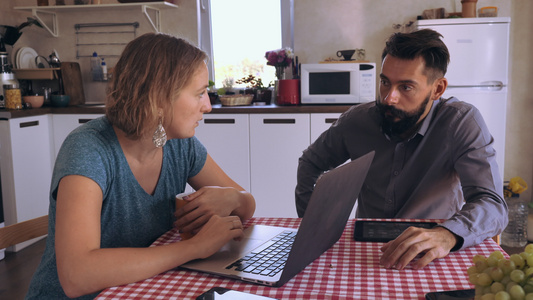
[13,68,60,80]
[13,2,178,37]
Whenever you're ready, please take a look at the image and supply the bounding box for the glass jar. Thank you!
[501,195,528,247]
[4,84,22,110]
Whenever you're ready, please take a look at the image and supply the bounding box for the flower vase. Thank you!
[275,66,286,80]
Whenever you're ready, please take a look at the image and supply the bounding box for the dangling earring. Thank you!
[152,117,167,148]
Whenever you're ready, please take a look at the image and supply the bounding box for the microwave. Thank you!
[300,62,376,104]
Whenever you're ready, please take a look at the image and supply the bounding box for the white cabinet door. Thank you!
[192,114,251,192]
[249,114,310,217]
[0,115,54,251]
[310,113,357,218]
[52,114,104,160]
[310,113,341,144]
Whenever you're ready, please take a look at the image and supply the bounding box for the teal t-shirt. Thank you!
[26,116,207,299]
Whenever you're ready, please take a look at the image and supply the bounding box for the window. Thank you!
[199,0,293,91]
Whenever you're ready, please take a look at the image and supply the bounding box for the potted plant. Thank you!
[236,74,273,104]
[221,77,235,95]
[207,80,219,104]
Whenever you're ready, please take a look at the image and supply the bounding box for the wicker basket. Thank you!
[219,94,253,106]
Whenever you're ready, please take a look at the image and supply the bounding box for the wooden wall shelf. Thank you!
[14,2,178,37]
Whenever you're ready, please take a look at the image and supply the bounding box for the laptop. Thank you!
[180,151,375,287]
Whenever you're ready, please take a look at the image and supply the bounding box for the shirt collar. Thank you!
[417,99,439,137]
[380,99,440,142]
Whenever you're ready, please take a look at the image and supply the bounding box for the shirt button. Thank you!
[393,171,399,176]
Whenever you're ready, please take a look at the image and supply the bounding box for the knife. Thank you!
[294,56,299,79]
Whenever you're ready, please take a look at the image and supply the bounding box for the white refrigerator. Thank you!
[417,17,511,176]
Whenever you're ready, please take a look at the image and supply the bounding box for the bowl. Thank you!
[22,95,44,108]
[51,95,70,107]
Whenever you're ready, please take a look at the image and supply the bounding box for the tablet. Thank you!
[353,220,438,242]
[424,288,475,300]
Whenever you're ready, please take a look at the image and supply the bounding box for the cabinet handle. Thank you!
[204,119,236,124]
[78,119,94,124]
[19,120,39,128]
[263,118,296,124]
[325,118,338,124]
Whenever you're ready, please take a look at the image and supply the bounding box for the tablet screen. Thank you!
[425,288,475,300]
[354,221,438,242]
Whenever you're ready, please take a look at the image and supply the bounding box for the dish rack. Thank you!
[219,94,253,106]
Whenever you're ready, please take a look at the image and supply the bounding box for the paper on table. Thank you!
[196,287,278,300]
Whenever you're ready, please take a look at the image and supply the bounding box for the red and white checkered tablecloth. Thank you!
[96,218,505,300]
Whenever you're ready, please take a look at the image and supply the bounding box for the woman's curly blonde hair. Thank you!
[105,33,207,139]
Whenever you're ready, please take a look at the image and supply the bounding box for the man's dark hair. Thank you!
[381,29,450,82]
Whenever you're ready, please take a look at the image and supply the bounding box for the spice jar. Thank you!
[4,84,22,110]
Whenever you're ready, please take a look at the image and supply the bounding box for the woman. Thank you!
[26,33,255,299]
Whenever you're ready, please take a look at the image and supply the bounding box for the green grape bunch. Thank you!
[468,244,533,300]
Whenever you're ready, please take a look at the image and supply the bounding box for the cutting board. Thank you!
[60,62,86,106]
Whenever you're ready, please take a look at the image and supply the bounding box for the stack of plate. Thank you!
[14,47,38,69]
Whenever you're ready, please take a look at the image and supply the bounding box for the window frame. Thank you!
[198,0,294,83]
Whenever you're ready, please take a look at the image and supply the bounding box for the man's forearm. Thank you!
[295,155,324,217]
[440,190,508,250]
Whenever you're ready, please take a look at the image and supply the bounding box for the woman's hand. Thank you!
[176,154,255,237]
[189,215,244,259]
[174,186,244,234]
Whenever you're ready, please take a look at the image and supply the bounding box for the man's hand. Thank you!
[379,226,458,270]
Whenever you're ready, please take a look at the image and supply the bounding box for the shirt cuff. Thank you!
[437,224,465,252]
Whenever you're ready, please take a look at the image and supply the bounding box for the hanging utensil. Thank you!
[48,49,61,67]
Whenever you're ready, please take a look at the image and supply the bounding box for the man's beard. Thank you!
[376,93,431,139]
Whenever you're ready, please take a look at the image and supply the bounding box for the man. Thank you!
[295,29,507,270]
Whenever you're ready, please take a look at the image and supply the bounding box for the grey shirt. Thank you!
[296,98,507,250]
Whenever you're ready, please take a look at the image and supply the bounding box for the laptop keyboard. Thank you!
[225,230,296,277]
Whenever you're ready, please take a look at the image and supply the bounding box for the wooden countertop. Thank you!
[0,103,355,119]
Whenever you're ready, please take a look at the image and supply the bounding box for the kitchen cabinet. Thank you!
[52,114,104,161]
[309,112,357,218]
[310,113,340,143]
[0,107,352,246]
[191,112,348,217]
[193,114,251,192]
[249,114,310,217]
[0,115,54,251]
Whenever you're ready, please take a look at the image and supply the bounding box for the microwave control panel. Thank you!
[359,72,376,102]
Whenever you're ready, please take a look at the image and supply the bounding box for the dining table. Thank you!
[96,217,506,300]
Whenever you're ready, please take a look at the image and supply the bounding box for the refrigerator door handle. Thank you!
[447,81,504,91]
